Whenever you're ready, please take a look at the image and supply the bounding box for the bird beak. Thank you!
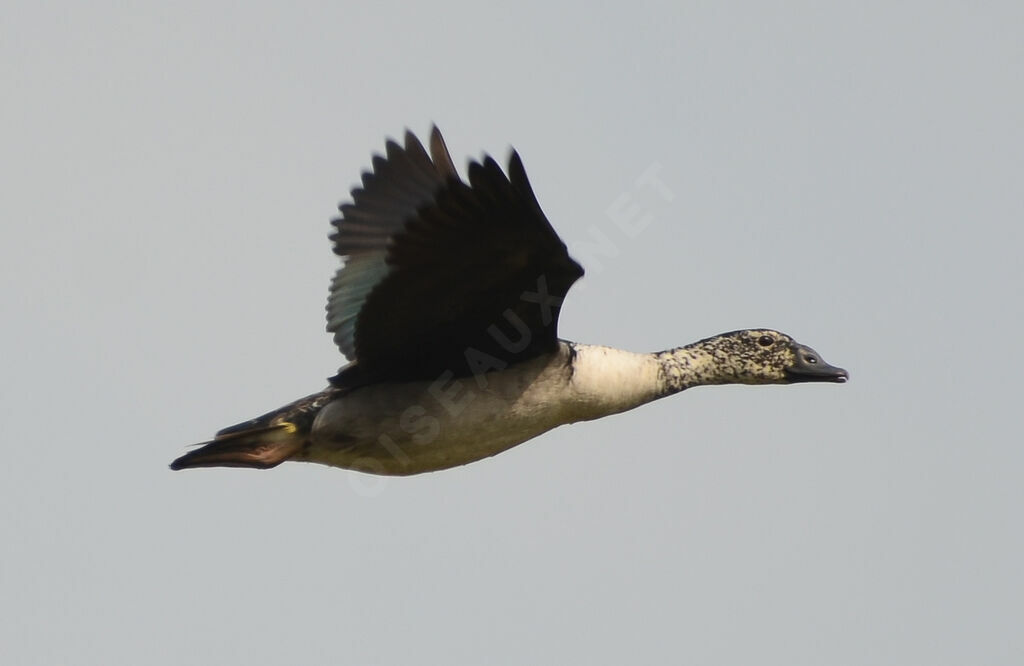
[784,343,848,383]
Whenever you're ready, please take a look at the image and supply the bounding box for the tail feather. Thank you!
[171,390,337,471]
[169,424,305,470]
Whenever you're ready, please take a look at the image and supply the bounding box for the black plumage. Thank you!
[326,128,583,387]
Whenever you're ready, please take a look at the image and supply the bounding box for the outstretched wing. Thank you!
[326,127,583,387]
[326,129,457,360]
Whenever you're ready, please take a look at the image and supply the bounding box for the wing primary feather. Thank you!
[429,125,459,180]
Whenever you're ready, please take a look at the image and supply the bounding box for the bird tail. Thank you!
[169,423,306,470]
[170,391,331,471]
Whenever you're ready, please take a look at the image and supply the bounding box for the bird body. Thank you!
[171,128,847,476]
[302,342,661,475]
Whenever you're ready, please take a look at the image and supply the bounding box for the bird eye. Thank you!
[757,335,775,347]
[804,355,818,364]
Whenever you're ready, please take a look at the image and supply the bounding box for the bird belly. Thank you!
[304,352,578,475]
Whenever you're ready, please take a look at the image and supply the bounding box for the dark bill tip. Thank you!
[785,344,849,384]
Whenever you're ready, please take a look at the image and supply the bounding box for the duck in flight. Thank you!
[171,127,847,476]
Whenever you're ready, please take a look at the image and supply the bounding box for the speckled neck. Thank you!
[653,336,758,396]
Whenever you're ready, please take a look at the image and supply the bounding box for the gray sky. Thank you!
[3,2,1022,664]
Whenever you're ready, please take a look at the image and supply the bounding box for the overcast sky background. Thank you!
[3,2,1022,664]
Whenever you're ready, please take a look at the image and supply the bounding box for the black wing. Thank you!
[326,127,583,387]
